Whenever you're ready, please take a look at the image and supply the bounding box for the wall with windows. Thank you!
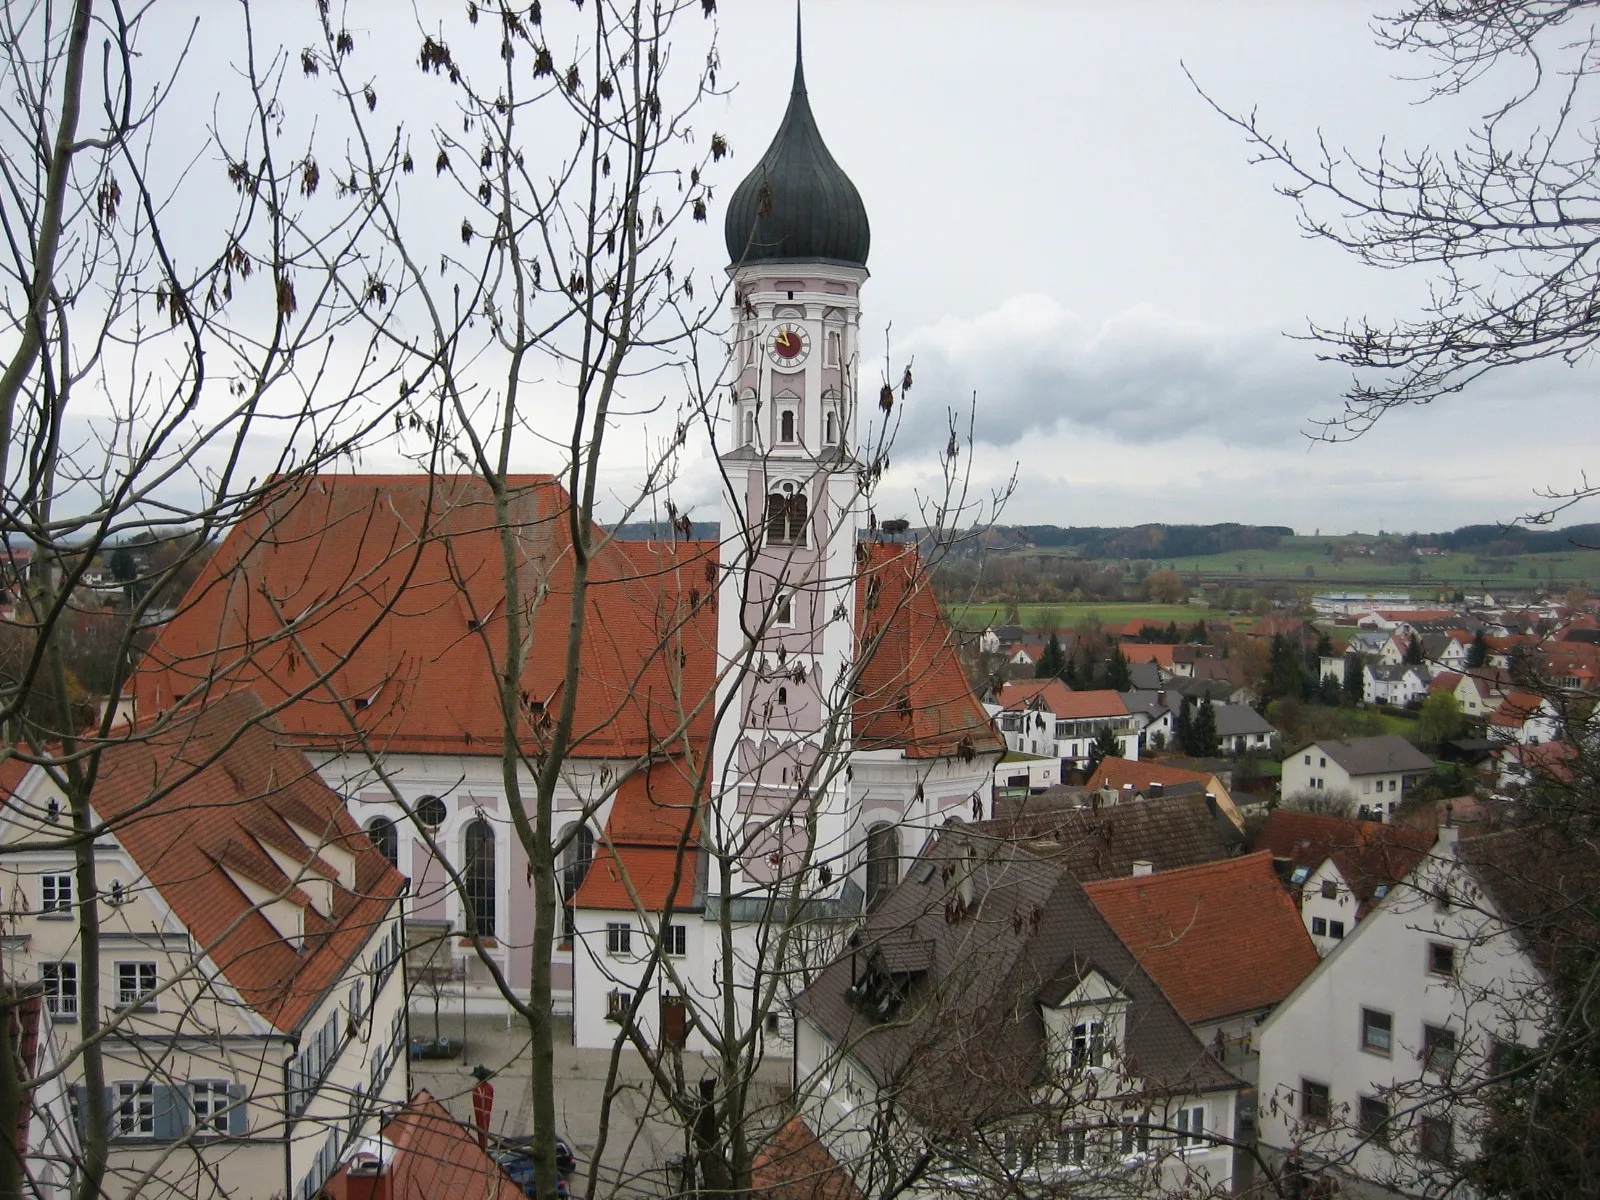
[1299,860,1357,956]
[569,904,708,1053]
[0,816,408,1200]
[1256,830,1549,1192]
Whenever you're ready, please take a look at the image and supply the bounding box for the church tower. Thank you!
[712,17,871,908]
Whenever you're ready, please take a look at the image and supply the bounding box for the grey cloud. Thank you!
[886,296,1346,453]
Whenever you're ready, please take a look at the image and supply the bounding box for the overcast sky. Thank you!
[665,0,1600,535]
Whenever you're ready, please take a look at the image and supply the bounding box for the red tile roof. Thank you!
[1083,852,1319,1024]
[1085,756,1216,795]
[1253,809,1431,905]
[853,543,1003,759]
[571,843,695,911]
[753,1117,863,1200]
[322,1091,518,1200]
[133,474,720,758]
[90,691,406,1033]
[134,476,995,766]
[1119,643,1178,667]
[995,680,1126,720]
[1490,692,1547,727]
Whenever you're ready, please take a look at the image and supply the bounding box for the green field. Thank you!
[1056,533,1600,590]
[945,602,1214,632]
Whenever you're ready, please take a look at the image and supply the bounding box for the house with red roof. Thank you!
[0,692,409,1200]
[1083,756,1243,831]
[1487,691,1562,745]
[1084,852,1320,1084]
[988,680,1139,769]
[1253,809,1432,955]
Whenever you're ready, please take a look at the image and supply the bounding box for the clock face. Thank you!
[767,322,810,367]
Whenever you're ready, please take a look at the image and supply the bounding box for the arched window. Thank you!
[366,817,398,869]
[777,686,788,706]
[779,410,796,443]
[742,410,755,446]
[561,823,595,939]
[824,411,837,445]
[765,487,808,546]
[463,819,496,938]
[826,329,842,366]
[865,823,900,910]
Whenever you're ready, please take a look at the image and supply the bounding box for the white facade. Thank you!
[1257,829,1547,1196]
[1281,744,1427,810]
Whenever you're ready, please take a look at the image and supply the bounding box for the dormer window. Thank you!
[1071,1020,1105,1070]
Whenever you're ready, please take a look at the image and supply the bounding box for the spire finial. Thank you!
[792,1,806,95]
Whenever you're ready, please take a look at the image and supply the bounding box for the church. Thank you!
[132,26,999,1051]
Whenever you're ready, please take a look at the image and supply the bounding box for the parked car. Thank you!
[491,1135,578,1199]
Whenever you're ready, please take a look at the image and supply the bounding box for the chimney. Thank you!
[1132,860,1154,877]
[1436,824,1461,854]
[1147,782,1163,798]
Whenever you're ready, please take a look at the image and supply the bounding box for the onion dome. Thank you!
[724,16,870,269]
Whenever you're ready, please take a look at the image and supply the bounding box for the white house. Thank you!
[1487,692,1562,745]
[0,693,410,1200]
[794,828,1247,1198]
[1256,826,1556,1197]
[1363,663,1432,708]
[991,679,1140,769]
[1280,736,1434,806]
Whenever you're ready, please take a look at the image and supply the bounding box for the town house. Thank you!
[1279,736,1434,812]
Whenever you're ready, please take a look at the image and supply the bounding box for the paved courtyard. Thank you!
[408,1014,793,1197]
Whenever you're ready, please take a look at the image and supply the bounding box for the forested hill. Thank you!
[990,524,1293,558]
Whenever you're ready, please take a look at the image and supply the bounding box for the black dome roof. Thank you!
[723,22,870,269]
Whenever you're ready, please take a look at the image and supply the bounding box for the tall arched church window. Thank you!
[824,411,837,445]
[742,410,755,446]
[561,823,595,939]
[826,329,842,366]
[865,822,900,909]
[764,484,808,546]
[463,819,496,938]
[366,817,398,869]
[779,410,796,443]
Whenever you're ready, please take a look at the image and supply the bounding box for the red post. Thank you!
[472,1079,494,1150]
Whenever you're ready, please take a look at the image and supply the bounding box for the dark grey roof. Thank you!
[723,18,870,268]
[986,792,1237,879]
[1312,734,1434,776]
[1126,661,1165,690]
[795,831,1239,1132]
[1212,704,1276,737]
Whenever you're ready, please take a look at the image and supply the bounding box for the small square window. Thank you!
[116,962,157,1010]
[1428,942,1456,977]
[1357,1095,1389,1143]
[1311,917,1327,936]
[1301,1080,1331,1124]
[1071,1020,1105,1070]
[116,1082,155,1137]
[606,922,632,956]
[1418,1115,1452,1163]
[192,1082,231,1135]
[1120,1118,1150,1157]
[1319,757,1326,767]
[40,873,72,915]
[1389,779,1397,792]
[1320,880,1337,900]
[1329,920,1346,939]
[1057,1127,1087,1166]
[1423,1024,1457,1074]
[665,924,687,957]
[1362,1008,1392,1054]
[1303,755,1311,765]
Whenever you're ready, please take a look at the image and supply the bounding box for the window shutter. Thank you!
[228,1084,248,1137]
[153,1084,187,1140]
[101,1087,115,1140]
[72,1085,88,1140]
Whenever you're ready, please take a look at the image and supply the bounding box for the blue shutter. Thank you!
[228,1084,248,1137]
[101,1087,115,1140]
[72,1084,87,1140]
[153,1084,187,1140]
